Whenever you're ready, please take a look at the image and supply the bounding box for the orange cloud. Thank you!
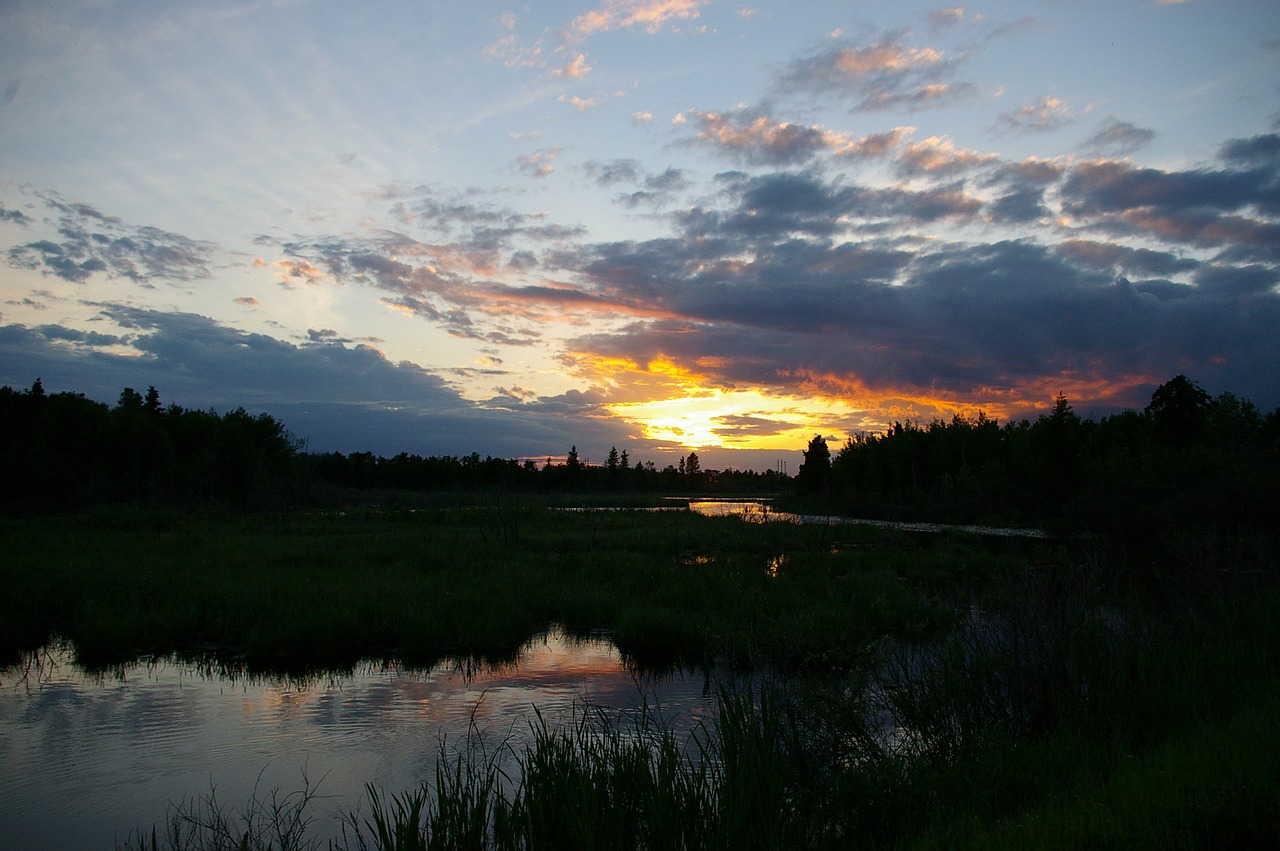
[552,53,593,78]
[256,257,326,286]
[834,42,944,76]
[569,0,707,38]
[899,135,999,173]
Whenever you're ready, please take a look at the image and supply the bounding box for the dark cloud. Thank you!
[1055,239,1199,278]
[993,158,1064,185]
[778,29,974,113]
[607,165,690,208]
[985,186,1048,223]
[1056,140,1280,264]
[927,7,967,29]
[585,159,642,186]
[671,171,981,243]
[1061,157,1280,218]
[1218,133,1280,166]
[33,324,125,346]
[554,150,1280,415]
[683,110,836,165]
[1192,263,1279,296]
[995,95,1076,134]
[1083,118,1155,155]
[4,191,214,283]
[307,328,348,343]
[680,109,917,168]
[9,124,1278,459]
[0,204,32,225]
[1,309,634,458]
[712,414,796,439]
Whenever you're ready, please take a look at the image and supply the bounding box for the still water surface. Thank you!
[0,629,712,850]
[686,499,1046,538]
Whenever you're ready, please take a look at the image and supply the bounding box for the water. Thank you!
[0,629,712,851]
[687,499,1046,538]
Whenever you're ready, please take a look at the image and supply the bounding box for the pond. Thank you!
[690,499,1046,538]
[0,628,713,850]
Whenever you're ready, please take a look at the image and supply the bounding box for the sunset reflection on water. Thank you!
[0,628,712,851]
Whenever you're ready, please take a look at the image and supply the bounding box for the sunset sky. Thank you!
[3,0,1278,470]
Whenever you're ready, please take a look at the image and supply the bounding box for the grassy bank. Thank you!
[5,503,1274,848]
[1,501,972,674]
[118,574,1279,849]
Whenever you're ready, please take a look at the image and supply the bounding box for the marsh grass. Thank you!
[1,503,952,675]
[11,505,1274,848]
[117,769,329,851]
[334,684,815,851]
[112,570,1278,850]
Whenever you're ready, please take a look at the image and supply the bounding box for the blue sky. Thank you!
[2,0,1278,470]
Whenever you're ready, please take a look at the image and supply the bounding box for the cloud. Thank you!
[1058,138,1280,259]
[0,204,33,226]
[928,7,967,28]
[672,170,983,241]
[5,190,215,284]
[585,159,642,186]
[681,109,912,165]
[1083,117,1155,155]
[546,145,1280,417]
[712,413,795,439]
[1055,239,1199,278]
[517,147,563,177]
[257,257,326,287]
[1219,132,1280,166]
[1192,263,1279,296]
[996,95,1077,133]
[567,0,708,39]
[551,53,592,78]
[10,125,1277,455]
[559,94,602,111]
[984,185,1049,223]
[896,135,999,175]
[779,29,973,112]
[0,309,635,458]
[586,160,691,207]
[569,230,1278,415]
[550,52,588,78]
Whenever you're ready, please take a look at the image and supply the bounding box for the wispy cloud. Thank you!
[516,146,563,177]
[996,95,1078,133]
[897,135,999,175]
[779,29,974,112]
[681,109,912,164]
[552,53,593,78]
[560,94,603,111]
[5,190,214,284]
[567,0,709,39]
[1083,117,1155,155]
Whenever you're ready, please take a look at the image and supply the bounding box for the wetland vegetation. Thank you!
[2,374,1278,848]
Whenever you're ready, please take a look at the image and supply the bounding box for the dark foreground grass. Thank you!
[119,631,1278,850]
[7,505,1275,848]
[1,502,953,674]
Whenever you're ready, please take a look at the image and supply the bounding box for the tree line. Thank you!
[311,441,786,495]
[0,380,786,512]
[6,374,1276,528]
[1,380,301,511]
[792,375,1280,539]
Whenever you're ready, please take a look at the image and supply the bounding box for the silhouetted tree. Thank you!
[685,451,702,490]
[796,434,831,496]
[606,446,620,487]
[1147,374,1212,445]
